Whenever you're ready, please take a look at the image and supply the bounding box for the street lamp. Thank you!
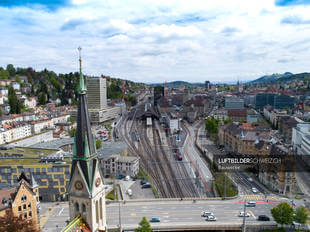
[242,201,246,232]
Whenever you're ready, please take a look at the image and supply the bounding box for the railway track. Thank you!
[118,109,200,198]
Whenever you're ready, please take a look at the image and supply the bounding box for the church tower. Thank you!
[68,47,106,231]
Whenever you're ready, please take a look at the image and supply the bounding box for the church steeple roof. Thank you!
[70,47,97,192]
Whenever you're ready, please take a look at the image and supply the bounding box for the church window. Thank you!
[96,201,99,223]
[82,204,86,213]
[99,198,103,220]
[75,202,79,212]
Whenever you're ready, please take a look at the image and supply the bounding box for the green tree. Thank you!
[38,92,47,105]
[223,117,233,124]
[205,117,218,134]
[135,217,152,232]
[0,209,38,232]
[294,206,308,225]
[96,139,102,149]
[67,116,74,123]
[270,202,294,227]
[68,128,76,137]
[0,69,9,80]
[8,86,22,114]
[15,75,22,84]
[107,83,122,99]
[6,64,16,77]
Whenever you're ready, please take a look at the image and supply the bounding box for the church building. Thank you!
[62,47,106,232]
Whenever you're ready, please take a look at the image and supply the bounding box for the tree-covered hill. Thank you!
[0,64,146,106]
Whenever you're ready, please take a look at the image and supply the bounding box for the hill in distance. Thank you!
[250,72,310,84]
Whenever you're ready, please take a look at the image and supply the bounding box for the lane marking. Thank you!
[58,208,64,216]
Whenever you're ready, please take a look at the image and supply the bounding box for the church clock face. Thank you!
[95,177,101,187]
[75,181,83,190]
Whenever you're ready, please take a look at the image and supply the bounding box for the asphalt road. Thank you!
[106,199,277,230]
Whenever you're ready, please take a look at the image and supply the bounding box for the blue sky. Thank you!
[1,0,310,83]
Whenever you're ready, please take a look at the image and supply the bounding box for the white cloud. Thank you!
[0,0,310,83]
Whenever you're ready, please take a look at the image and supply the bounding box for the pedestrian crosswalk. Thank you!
[241,194,280,201]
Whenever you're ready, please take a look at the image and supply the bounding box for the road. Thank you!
[40,199,280,231]
[106,199,277,230]
[182,121,214,196]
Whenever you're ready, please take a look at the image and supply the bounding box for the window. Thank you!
[18,206,21,212]
[28,203,31,208]
[23,204,26,210]
[21,195,27,202]
[99,198,103,220]
[24,213,27,219]
[75,202,79,212]
[28,211,32,218]
[82,204,86,213]
[96,201,99,223]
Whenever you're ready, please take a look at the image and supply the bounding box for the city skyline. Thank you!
[1,0,310,83]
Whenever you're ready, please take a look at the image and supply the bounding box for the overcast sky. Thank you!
[1,0,310,83]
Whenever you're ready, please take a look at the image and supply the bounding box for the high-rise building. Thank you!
[87,77,107,109]
[205,81,211,90]
[66,48,106,232]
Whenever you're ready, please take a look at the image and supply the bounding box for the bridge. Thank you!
[106,199,277,232]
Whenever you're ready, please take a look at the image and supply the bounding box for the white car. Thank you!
[238,212,250,217]
[125,175,130,181]
[252,187,258,193]
[206,215,217,221]
[202,211,214,217]
[127,189,132,196]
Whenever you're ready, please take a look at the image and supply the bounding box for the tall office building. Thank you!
[87,76,107,109]
[205,81,211,90]
[225,97,244,110]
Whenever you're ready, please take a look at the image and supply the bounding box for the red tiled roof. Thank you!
[227,109,247,117]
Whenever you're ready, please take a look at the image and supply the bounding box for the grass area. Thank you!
[0,157,71,165]
[137,167,159,198]
[106,189,118,200]
[7,147,57,156]
[215,172,238,197]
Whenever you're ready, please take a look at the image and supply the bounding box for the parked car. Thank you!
[245,201,256,207]
[117,174,124,179]
[142,183,151,189]
[238,212,250,217]
[252,187,258,193]
[206,215,216,221]
[248,178,253,182]
[140,179,147,185]
[125,175,130,181]
[257,215,270,221]
[150,217,160,222]
[202,211,214,217]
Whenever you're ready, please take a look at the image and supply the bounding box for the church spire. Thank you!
[77,46,86,94]
[70,47,97,191]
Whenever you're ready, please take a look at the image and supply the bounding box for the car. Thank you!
[142,183,151,189]
[125,175,130,181]
[248,178,253,182]
[202,211,214,217]
[257,215,270,221]
[252,187,258,193]
[140,179,147,185]
[245,201,256,207]
[127,189,132,196]
[238,212,250,217]
[206,215,217,221]
[150,217,160,222]
[117,174,124,179]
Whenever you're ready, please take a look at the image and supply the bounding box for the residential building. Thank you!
[213,109,228,121]
[0,94,8,105]
[247,110,259,123]
[0,173,39,229]
[218,122,271,155]
[0,88,8,96]
[279,116,304,143]
[259,145,295,194]
[292,123,310,161]
[225,97,244,110]
[227,109,247,122]
[11,82,20,91]
[97,141,139,177]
